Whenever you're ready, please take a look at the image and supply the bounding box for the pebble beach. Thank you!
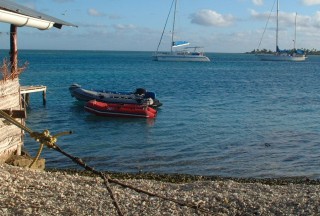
[1,164,320,215]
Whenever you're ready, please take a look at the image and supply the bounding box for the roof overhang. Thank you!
[0,0,77,30]
[0,9,54,30]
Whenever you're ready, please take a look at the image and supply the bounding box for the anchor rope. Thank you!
[0,109,213,215]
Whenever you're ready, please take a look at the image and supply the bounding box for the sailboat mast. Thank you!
[171,0,177,53]
[276,0,279,52]
[156,0,175,53]
[294,12,297,50]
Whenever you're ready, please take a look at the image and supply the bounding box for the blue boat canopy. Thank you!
[277,46,305,54]
[276,46,290,53]
[172,41,190,47]
[296,49,305,54]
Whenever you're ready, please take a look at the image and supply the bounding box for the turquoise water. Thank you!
[17,50,320,178]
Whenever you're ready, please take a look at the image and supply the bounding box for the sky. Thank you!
[0,0,320,53]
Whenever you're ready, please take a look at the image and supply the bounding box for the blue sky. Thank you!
[0,0,320,53]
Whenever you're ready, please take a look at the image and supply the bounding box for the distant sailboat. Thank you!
[152,0,210,62]
[256,0,306,61]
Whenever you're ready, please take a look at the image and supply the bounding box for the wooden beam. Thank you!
[0,109,26,119]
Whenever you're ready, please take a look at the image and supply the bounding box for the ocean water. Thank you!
[16,50,320,179]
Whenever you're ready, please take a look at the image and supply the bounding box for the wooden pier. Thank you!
[20,85,47,107]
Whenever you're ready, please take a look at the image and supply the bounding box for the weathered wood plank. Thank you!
[0,109,26,118]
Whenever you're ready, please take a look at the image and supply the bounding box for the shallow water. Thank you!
[17,50,320,178]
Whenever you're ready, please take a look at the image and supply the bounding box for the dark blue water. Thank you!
[17,50,320,178]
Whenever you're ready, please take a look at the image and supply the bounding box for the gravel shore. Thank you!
[1,163,320,215]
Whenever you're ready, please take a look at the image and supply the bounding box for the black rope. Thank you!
[0,109,213,215]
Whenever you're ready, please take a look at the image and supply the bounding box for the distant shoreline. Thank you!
[246,49,320,55]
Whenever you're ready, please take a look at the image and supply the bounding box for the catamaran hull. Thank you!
[256,54,307,62]
[153,55,210,62]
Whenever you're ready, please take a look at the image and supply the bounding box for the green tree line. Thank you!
[247,48,320,55]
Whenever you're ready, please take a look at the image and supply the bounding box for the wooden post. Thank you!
[21,94,25,108]
[10,24,18,74]
[21,93,26,108]
[25,93,30,107]
[43,90,46,106]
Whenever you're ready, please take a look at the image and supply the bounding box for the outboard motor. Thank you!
[146,98,154,106]
[134,88,146,95]
[145,92,156,99]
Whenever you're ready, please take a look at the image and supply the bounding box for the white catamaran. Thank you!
[152,0,210,62]
[256,0,306,61]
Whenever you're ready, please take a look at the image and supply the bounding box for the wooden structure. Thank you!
[20,85,47,106]
[0,0,77,164]
[0,79,23,163]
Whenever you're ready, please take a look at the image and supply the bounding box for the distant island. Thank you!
[246,48,320,55]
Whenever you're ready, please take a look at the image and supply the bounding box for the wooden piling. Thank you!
[42,90,46,106]
[10,24,18,74]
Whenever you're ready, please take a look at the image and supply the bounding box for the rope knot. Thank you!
[30,129,57,148]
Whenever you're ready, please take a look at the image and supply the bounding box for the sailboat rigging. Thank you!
[256,0,306,61]
[152,0,210,62]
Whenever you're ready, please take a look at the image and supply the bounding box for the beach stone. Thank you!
[0,170,10,180]
[6,155,45,170]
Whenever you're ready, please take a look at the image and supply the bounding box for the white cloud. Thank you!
[301,0,320,5]
[108,14,122,20]
[53,0,74,2]
[252,0,264,6]
[113,24,136,31]
[249,9,268,21]
[87,9,121,19]
[250,9,313,28]
[190,9,234,27]
[88,8,105,17]
[312,11,320,27]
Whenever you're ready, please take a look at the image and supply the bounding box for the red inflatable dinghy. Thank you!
[84,100,157,118]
